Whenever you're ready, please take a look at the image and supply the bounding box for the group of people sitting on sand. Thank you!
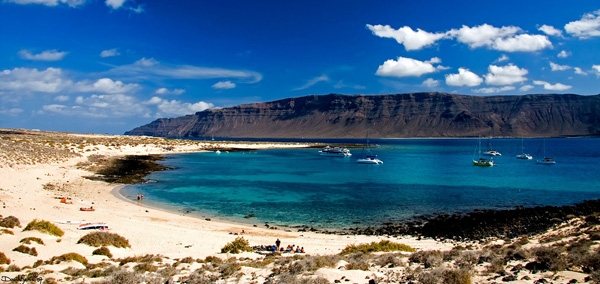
[252,238,304,254]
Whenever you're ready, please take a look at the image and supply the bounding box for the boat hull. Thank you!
[473,160,494,167]
[357,158,383,164]
[516,154,532,160]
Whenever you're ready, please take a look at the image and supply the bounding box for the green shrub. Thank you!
[23,219,64,237]
[13,245,37,256]
[220,237,252,254]
[340,240,415,255]
[77,232,131,248]
[20,237,44,245]
[50,253,88,265]
[92,246,113,258]
[0,252,10,264]
[0,216,20,228]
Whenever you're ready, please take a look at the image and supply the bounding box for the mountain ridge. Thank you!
[125,92,600,138]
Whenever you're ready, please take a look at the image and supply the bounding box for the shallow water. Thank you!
[123,138,600,229]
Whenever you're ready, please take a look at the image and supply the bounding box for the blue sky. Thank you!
[1,0,599,134]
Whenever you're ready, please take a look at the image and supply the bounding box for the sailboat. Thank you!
[473,137,494,167]
[516,138,533,160]
[356,133,383,164]
[536,138,556,165]
[482,137,502,156]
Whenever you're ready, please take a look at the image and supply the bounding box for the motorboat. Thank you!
[319,146,351,157]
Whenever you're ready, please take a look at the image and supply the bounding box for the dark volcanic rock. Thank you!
[125,93,600,138]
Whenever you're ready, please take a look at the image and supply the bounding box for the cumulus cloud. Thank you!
[6,0,86,7]
[593,65,600,76]
[0,108,23,116]
[19,49,68,61]
[100,48,120,58]
[0,67,72,93]
[422,78,439,88]
[55,95,69,102]
[473,86,515,94]
[105,0,125,9]
[495,54,509,63]
[533,80,572,91]
[538,25,563,37]
[448,24,551,52]
[212,81,236,90]
[293,75,329,90]
[520,85,534,92]
[445,68,483,87]
[557,50,571,58]
[484,64,528,85]
[366,24,447,51]
[110,58,262,83]
[375,57,442,78]
[155,87,185,95]
[549,62,571,71]
[43,94,151,118]
[146,97,214,117]
[574,67,587,75]
[565,10,600,38]
[73,78,139,94]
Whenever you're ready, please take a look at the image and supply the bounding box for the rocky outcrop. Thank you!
[125,92,600,138]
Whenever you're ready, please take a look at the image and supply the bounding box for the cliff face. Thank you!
[125,93,600,138]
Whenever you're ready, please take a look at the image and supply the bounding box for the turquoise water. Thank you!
[123,138,600,229]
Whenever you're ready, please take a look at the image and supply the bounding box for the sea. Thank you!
[122,138,600,230]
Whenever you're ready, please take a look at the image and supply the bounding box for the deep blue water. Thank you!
[123,138,600,229]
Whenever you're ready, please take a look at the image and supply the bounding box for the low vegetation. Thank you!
[50,253,88,265]
[23,219,64,237]
[13,245,38,256]
[220,237,253,254]
[77,231,131,248]
[92,246,113,258]
[20,237,44,245]
[0,228,14,235]
[0,252,10,265]
[0,215,20,228]
[340,240,415,255]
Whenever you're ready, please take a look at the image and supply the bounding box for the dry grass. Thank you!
[77,231,131,248]
[340,240,415,255]
[20,237,44,245]
[13,245,37,256]
[23,219,64,237]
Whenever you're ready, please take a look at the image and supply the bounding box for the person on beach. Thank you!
[137,194,140,201]
[141,194,144,201]
[275,238,281,250]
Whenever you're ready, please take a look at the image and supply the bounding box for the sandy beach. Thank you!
[0,129,597,284]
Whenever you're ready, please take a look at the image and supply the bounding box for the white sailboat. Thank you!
[516,138,533,160]
[473,137,494,167]
[536,138,556,165]
[357,133,383,164]
[482,137,502,156]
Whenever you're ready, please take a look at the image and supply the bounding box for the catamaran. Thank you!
[536,138,556,165]
[473,137,494,167]
[516,138,533,160]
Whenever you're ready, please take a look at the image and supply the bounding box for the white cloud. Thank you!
[293,75,329,90]
[212,81,236,90]
[565,10,600,38]
[422,78,439,88]
[449,24,520,48]
[473,86,515,94]
[574,67,587,75]
[333,80,366,90]
[557,50,571,58]
[55,95,69,102]
[105,0,126,9]
[0,67,72,93]
[42,93,151,118]
[448,24,551,52]
[593,65,600,76]
[375,57,440,78]
[538,25,563,37]
[533,80,572,91]
[155,87,185,95]
[549,62,571,71]
[146,97,214,117]
[0,108,23,116]
[484,64,528,85]
[110,58,262,83]
[19,49,67,61]
[520,85,534,92]
[100,48,120,58]
[6,0,86,7]
[73,78,139,94]
[495,54,509,62]
[445,68,483,87]
[491,34,552,52]
[366,24,447,51]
